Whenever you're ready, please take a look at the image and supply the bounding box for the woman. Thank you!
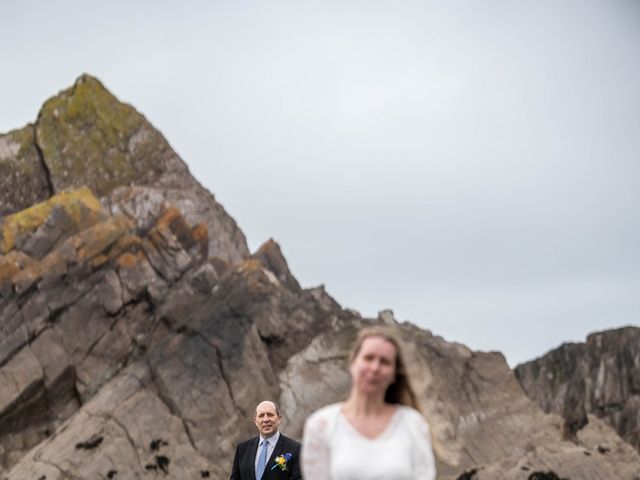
[302,326,437,480]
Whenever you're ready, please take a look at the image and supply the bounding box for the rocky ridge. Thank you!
[0,75,638,480]
[515,327,640,452]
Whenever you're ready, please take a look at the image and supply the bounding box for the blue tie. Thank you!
[256,439,269,480]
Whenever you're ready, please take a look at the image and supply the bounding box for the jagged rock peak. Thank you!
[252,238,301,292]
[1,74,250,264]
[35,74,192,197]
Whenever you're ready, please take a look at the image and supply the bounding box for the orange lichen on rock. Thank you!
[107,233,143,260]
[10,214,133,293]
[191,223,209,258]
[116,251,141,269]
[12,259,49,294]
[155,206,197,250]
[191,223,208,243]
[155,207,182,231]
[239,258,263,274]
[75,215,133,262]
[238,258,278,294]
[0,251,34,283]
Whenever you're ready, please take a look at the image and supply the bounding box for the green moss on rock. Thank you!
[35,74,172,197]
[0,187,103,254]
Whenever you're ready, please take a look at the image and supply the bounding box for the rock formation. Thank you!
[1,75,638,480]
[0,74,248,265]
[515,327,640,452]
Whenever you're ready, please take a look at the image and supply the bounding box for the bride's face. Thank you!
[349,335,397,396]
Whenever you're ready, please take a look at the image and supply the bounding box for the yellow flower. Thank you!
[271,452,292,471]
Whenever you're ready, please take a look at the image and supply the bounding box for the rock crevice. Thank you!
[31,121,54,199]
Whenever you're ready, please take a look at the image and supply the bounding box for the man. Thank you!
[230,401,302,480]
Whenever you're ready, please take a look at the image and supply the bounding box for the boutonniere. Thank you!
[271,452,292,471]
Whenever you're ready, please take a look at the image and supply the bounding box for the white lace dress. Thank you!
[301,403,436,480]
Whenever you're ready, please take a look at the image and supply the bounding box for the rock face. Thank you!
[0,189,211,467]
[515,327,640,452]
[1,76,639,480]
[0,125,51,214]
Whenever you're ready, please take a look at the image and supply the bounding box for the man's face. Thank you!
[254,401,281,438]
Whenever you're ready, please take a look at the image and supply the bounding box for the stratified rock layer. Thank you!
[0,189,212,467]
[515,327,640,452]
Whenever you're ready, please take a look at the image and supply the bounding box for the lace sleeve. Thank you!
[301,408,333,480]
[407,409,437,480]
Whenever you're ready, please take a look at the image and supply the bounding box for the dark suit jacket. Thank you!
[230,433,302,480]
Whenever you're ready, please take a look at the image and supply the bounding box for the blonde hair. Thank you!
[349,326,419,409]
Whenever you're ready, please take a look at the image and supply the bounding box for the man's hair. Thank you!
[255,401,281,417]
[348,326,419,410]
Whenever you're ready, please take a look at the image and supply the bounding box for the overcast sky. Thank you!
[2,1,639,366]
